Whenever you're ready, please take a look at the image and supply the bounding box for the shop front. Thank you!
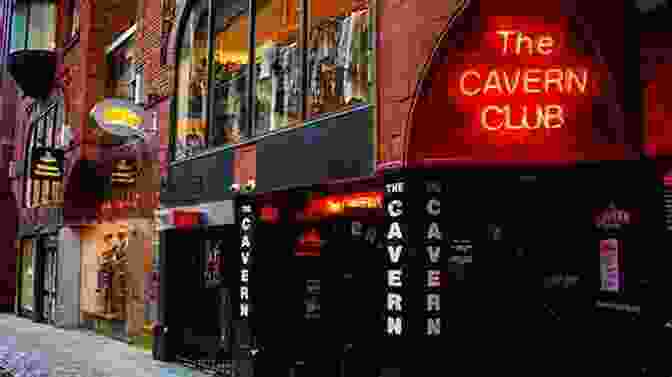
[237,1,655,376]
[78,157,160,345]
[72,98,162,346]
[16,97,67,325]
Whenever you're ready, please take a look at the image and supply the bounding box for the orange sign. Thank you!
[305,192,383,218]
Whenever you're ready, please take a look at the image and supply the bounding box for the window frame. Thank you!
[10,0,57,52]
[170,0,375,162]
[106,24,137,102]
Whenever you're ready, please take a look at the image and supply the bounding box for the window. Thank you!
[129,69,144,105]
[106,30,136,101]
[10,0,56,52]
[307,0,371,118]
[24,103,64,208]
[174,0,209,160]
[67,0,80,40]
[160,0,177,66]
[173,0,373,160]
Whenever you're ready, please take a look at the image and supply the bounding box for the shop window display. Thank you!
[175,0,209,160]
[211,0,250,146]
[307,0,370,118]
[95,226,130,319]
[172,0,373,160]
[254,0,302,134]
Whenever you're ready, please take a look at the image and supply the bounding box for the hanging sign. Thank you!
[90,98,148,139]
[30,147,64,180]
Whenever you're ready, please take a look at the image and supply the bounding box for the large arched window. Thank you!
[24,101,65,208]
[173,0,373,160]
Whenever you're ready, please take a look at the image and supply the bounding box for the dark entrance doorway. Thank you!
[167,228,235,376]
[431,164,650,376]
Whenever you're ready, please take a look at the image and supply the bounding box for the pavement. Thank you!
[0,314,208,377]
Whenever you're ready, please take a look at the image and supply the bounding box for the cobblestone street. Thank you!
[0,314,206,377]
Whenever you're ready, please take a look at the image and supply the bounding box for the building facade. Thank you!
[0,0,20,314]
[1,0,671,375]
[5,0,169,352]
[155,0,672,376]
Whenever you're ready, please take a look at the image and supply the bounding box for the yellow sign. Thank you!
[103,107,142,129]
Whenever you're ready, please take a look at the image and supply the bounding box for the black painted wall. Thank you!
[162,148,235,207]
[256,106,375,192]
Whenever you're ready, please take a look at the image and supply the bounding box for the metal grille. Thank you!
[175,355,234,376]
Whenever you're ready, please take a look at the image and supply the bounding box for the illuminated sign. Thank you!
[305,192,383,218]
[599,239,620,293]
[30,147,64,180]
[406,5,624,163]
[98,191,160,219]
[594,202,631,230]
[90,98,147,139]
[103,107,142,129]
[296,228,323,257]
[457,29,595,132]
[111,160,138,185]
[384,181,406,336]
[239,203,254,319]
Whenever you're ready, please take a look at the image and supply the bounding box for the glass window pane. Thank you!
[308,0,371,119]
[254,0,302,135]
[11,1,28,51]
[21,240,34,310]
[211,0,249,147]
[175,0,209,160]
[28,0,56,50]
[70,0,80,37]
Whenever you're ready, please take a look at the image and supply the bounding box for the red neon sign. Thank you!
[405,8,626,163]
[455,25,597,133]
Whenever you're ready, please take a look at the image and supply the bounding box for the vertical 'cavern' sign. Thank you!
[384,179,407,336]
[423,181,442,336]
[239,201,255,319]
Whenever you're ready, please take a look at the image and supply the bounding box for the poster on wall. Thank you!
[593,201,633,295]
[599,239,619,293]
[204,240,223,288]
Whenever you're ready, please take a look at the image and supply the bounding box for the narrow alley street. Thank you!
[0,314,206,377]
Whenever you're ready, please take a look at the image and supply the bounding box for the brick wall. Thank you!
[137,0,176,100]
[376,0,462,165]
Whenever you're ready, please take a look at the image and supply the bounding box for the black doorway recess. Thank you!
[167,227,236,376]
